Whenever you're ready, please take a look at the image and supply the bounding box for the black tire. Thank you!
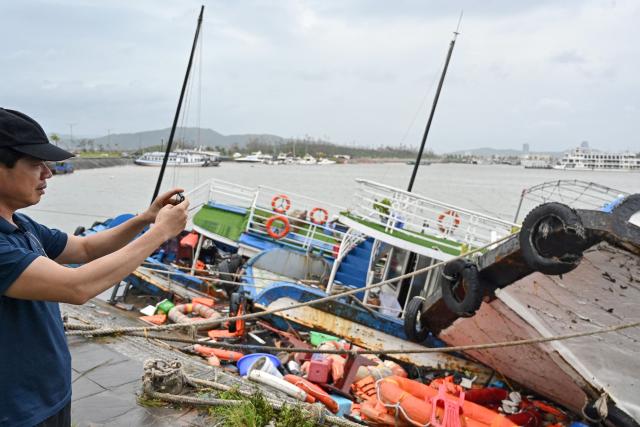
[441,260,483,316]
[519,202,585,275]
[73,226,86,236]
[403,297,431,343]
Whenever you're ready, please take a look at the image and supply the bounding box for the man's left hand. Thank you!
[141,188,185,223]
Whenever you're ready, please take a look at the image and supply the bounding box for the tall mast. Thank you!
[407,19,461,192]
[151,5,205,202]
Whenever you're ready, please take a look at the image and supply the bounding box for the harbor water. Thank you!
[25,162,639,233]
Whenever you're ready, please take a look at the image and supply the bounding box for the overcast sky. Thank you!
[2,0,639,153]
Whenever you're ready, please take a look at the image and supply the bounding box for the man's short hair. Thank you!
[0,147,26,168]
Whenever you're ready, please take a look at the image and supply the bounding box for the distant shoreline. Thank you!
[68,157,133,170]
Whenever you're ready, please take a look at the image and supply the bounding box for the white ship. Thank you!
[555,146,640,171]
[134,151,211,167]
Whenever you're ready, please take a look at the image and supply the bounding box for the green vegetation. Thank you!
[209,389,318,427]
[239,137,430,160]
[74,151,123,158]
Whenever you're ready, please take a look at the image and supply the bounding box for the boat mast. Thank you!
[407,16,461,192]
[151,5,205,202]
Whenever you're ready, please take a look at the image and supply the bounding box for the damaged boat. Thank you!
[91,177,637,425]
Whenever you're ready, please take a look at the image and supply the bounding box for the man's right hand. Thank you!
[155,198,189,239]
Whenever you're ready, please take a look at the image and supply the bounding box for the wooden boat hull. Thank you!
[439,244,640,420]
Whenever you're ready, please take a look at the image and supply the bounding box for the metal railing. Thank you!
[348,180,517,251]
[514,179,630,223]
[246,185,347,258]
[185,179,347,257]
[185,179,256,228]
[326,228,368,294]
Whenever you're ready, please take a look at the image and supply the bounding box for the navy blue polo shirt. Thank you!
[0,213,69,427]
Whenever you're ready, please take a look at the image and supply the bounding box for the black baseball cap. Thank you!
[0,108,74,161]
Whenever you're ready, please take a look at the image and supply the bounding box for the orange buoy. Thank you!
[284,375,339,413]
[193,344,244,362]
[139,314,167,326]
[192,297,215,307]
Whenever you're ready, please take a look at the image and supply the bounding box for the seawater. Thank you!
[25,163,639,233]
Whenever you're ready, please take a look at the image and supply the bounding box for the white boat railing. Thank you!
[185,179,347,257]
[326,228,368,294]
[185,179,257,227]
[245,185,347,258]
[348,180,517,251]
[514,179,630,223]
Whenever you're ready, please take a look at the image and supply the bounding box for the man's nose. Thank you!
[41,163,53,179]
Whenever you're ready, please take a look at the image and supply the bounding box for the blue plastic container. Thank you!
[237,353,282,377]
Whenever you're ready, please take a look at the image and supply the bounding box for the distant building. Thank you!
[522,143,530,154]
[580,141,589,149]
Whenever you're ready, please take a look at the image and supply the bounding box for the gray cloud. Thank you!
[1,0,638,152]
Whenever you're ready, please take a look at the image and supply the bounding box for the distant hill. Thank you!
[62,127,285,151]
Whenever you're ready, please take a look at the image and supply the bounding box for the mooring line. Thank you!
[66,232,517,337]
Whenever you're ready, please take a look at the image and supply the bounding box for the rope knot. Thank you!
[142,359,187,395]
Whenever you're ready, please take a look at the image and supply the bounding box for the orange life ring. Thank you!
[271,194,291,213]
[167,303,221,324]
[265,215,290,240]
[284,375,339,413]
[438,209,461,234]
[309,207,329,225]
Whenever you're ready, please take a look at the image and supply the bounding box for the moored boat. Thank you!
[135,150,214,167]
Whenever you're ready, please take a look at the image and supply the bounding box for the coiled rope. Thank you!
[142,359,361,427]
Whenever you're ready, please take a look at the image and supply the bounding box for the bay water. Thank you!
[25,162,639,233]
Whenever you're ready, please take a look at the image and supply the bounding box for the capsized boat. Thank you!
[177,177,639,425]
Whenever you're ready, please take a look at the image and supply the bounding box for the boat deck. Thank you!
[340,212,465,257]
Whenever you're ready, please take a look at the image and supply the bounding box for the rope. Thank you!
[137,265,322,287]
[141,358,362,427]
[66,232,518,338]
[65,321,640,355]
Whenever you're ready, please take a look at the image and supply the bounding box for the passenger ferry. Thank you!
[554,146,640,171]
[134,151,213,167]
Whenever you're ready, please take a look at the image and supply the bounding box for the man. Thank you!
[0,108,189,427]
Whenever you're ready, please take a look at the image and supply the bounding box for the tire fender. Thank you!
[519,202,585,275]
[441,260,483,316]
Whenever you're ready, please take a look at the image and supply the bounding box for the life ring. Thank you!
[309,207,329,225]
[265,215,290,240]
[271,194,291,213]
[438,209,461,234]
[284,375,339,413]
[167,303,221,325]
